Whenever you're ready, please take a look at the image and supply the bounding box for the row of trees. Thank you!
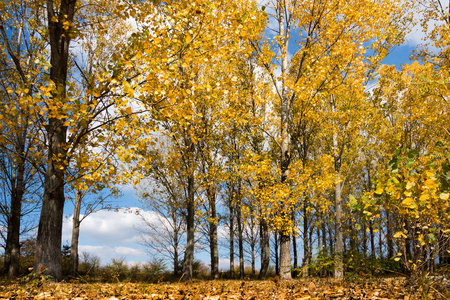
[0,0,449,282]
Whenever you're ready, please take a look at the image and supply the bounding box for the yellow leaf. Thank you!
[406,181,415,190]
[424,179,436,189]
[394,231,407,238]
[419,194,429,201]
[401,198,416,209]
[375,185,383,194]
[126,107,132,115]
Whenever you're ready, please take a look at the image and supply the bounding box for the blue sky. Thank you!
[62,187,233,269]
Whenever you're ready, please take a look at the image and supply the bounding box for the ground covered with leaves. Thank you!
[0,277,449,299]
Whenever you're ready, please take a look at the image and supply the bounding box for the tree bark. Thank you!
[237,181,244,279]
[334,166,344,278]
[280,233,291,279]
[386,210,393,259]
[207,186,219,279]
[370,219,375,259]
[278,0,292,280]
[363,223,367,256]
[34,0,77,280]
[173,215,179,275]
[332,97,344,279]
[249,210,256,275]
[303,201,309,277]
[274,232,279,276]
[182,128,196,281]
[292,220,298,278]
[229,194,235,279]
[183,169,195,281]
[258,218,269,279]
[5,137,26,279]
[70,189,83,276]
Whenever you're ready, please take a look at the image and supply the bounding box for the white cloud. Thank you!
[78,245,112,257]
[62,207,153,264]
[115,246,146,257]
[63,207,144,246]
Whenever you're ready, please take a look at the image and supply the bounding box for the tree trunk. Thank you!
[250,212,256,275]
[34,0,77,280]
[34,119,67,280]
[5,138,26,278]
[370,219,375,259]
[386,210,393,259]
[363,223,367,256]
[379,224,383,259]
[332,97,344,279]
[322,215,327,254]
[208,186,218,279]
[174,218,179,275]
[237,182,244,279]
[183,170,195,281]
[275,232,279,276]
[229,193,235,279]
[334,176,344,279]
[292,224,298,278]
[303,201,309,277]
[70,189,83,276]
[278,0,292,280]
[259,218,269,279]
[280,233,291,279]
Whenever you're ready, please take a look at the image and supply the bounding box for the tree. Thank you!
[135,151,187,276]
[127,0,264,281]
[68,186,119,276]
[0,0,47,278]
[32,1,133,279]
[251,0,408,279]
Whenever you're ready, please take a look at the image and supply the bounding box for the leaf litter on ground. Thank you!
[0,277,449,299]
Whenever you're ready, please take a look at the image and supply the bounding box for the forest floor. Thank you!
[0,277,449,299]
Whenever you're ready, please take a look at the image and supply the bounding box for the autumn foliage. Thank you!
[1,0,450,298]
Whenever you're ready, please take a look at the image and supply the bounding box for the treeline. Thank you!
[0,0,449,282]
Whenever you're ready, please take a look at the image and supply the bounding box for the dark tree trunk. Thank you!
[183,171,195,281]
[5,137,26,278]
[349,219,356,253]
[322,215,327,253]
[207,187,218,279]
[249,210,256,275]
[387,210,393,259]
[303,202,309,277]
[34,0,77,280]
[237,182,244,279]
[370,219,375,259]
[174,220,179,275]
[229,193,235,279]
[259,218,269,279]
[70,189,83,276]
[363,223,367,256]
[292,226,298,278]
